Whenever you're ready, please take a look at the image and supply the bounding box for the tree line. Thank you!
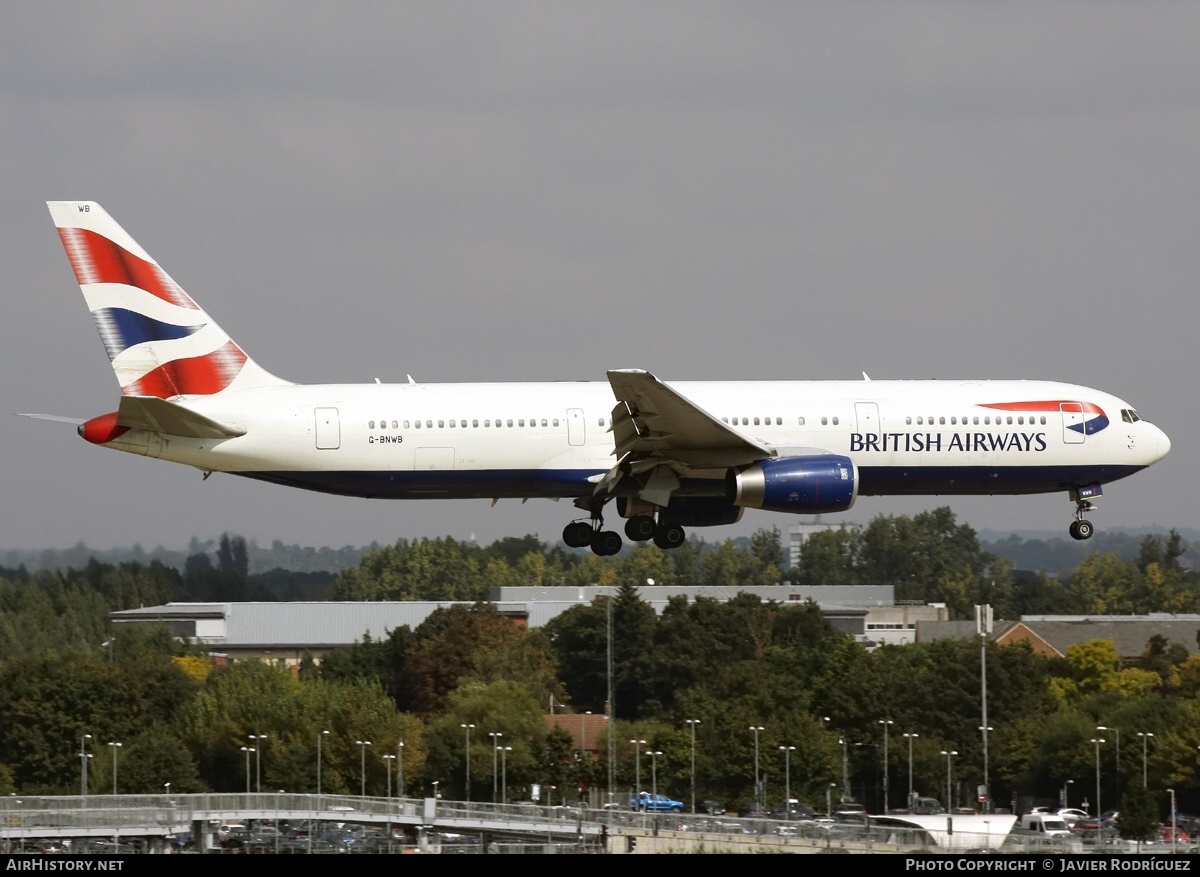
[1,510,1199,828]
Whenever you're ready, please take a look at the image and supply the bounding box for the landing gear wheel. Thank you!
[624,515,656,542]
[653,523,686,550]
[1069,519,1094,541]
[563,521,593,548]
[590,530,623,556]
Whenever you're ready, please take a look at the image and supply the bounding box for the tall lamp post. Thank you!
[630,739,646,805]
[1061,778,1074,809]
[108,741,122,796]
[488,732,503,802]
[979,725,994,813]
[878,720,893,812]
[940,750,957,810]
[1090,737,1106,837]
[460,723,474,802]
[356,740,372,798]
[649,750,663,817]
[685,719,701,814]
[903,733,919,811]
[1097,725,1119,807]
[839,736,849,801]
[240,746,254,794]
[248,734,267,793]
[779,746,796,819]
[1136,732,1154,788]
[397,741,406,798]
[79,734,92,797]
[749,726,765,813]
[1169,788,1177,854]
[317,730,329,801]
[500,746,512,804]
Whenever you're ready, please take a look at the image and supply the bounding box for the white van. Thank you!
[1020,813,1072,837]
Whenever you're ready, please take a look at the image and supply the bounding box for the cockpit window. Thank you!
[1121,409,1141,424]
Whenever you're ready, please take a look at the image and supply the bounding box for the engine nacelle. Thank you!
[733,454,858,514]
[659,496,745,528]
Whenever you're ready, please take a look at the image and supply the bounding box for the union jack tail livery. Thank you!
[47,201,288,398]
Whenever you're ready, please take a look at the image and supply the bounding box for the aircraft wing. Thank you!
[597,369,772,504]
[116,396,246,439]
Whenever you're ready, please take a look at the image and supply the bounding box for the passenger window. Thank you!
[753,417,760,426]
[553,419,559,427]
[519,419,525,427]
[832,417,839,426]
[415,421,421,429]
[369,420,375,429]
[507,419,513,428]
[797,417,805,426]
[821,417,828,426]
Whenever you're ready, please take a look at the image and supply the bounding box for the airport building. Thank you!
[110,584,949,666]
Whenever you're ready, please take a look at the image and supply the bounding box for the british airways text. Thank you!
[850,432,1048,453]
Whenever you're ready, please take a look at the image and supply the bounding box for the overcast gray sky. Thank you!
[4,2,1197,552]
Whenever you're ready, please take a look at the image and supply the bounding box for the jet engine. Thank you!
[733,454,858,514]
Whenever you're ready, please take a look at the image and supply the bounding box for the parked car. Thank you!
[1055,807,1089,825]
[1160,826,1191,843]
[631,791,685,812]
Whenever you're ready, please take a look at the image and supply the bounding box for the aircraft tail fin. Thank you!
[47,201,290,398]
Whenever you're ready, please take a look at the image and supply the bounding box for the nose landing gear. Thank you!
[1068,484,1102,541]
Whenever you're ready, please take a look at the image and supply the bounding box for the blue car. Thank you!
[631,791,685,812]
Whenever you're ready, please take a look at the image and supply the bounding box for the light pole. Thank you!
[779,746,795,819]
[1097,725,1119,807]
[383,754,395,798]
[685,719,701,813]
[1137,732,1154,788]
[649,750,663,817]
[488,732,503,802]
[749,725,765,813]
[460,723,474,801]
[903,733,919,811]
[878,720,893,812]
[1061,778,1074,808]
[979,725,993,812]
[940,749,957,810]
[630,739,646,807]
[317,730,329,801]
[80,734,92,797]
[397,740,406,798]
[1169,788,1177,854]
[826,782,836,817]
[839,736,849,801]
[500,746,512,804]
[249,734,267,793]
[107,741,122,795]
[240,746,254,794]
[356,740,372,798]
[1091,737,1105,837]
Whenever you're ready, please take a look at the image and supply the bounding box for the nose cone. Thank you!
[1155,424,1171,461]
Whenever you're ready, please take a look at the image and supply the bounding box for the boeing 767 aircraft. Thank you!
[39,201,1170,556]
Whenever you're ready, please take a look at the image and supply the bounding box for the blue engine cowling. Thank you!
[733,454,858,514]
[659,496,745,527]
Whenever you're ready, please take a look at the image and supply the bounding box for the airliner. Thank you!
[39,201,1170,556]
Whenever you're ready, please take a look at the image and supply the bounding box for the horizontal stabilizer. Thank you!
[117,396,245,439]
[17,413,86,425]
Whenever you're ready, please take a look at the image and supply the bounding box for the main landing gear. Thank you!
[562,515,688,555]
[1068,484,1101,541]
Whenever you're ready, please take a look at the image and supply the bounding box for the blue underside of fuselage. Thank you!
[234,464,1147,501]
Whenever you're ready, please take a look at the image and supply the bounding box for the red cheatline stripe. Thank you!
[123,341,247,398]
[980,400,1102,415]
[57,227,198,310]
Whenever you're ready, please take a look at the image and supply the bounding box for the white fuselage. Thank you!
[95,378,1169,503]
